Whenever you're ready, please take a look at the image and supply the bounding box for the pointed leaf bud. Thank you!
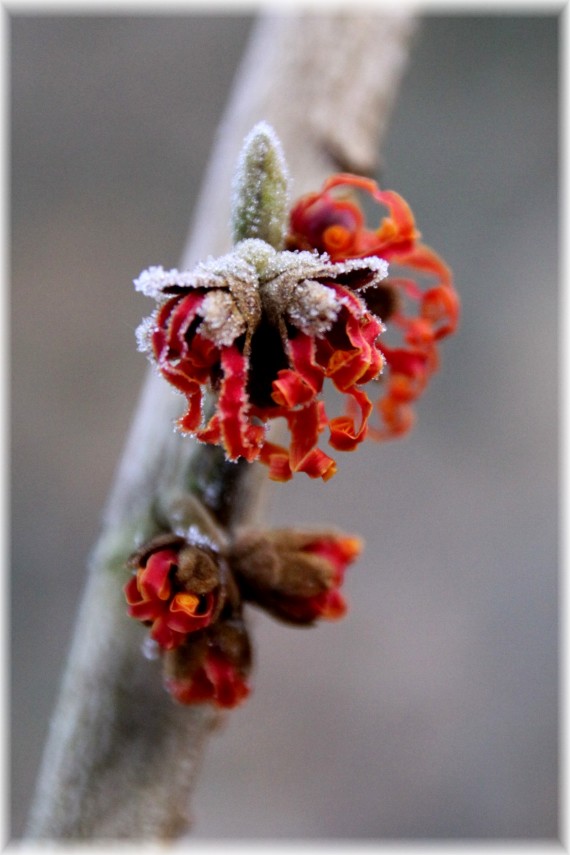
[231,121,290,250]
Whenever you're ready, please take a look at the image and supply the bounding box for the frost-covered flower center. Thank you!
[135,238,388,354]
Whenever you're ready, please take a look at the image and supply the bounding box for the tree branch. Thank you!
[25,9,416,841]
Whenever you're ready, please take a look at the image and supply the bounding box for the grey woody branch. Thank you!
[25,10,416,841]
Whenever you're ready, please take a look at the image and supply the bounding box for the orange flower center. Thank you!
[323,224,354,253]
[171,592,202,616]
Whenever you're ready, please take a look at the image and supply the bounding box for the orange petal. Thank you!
[258,441,293,482]
[286,402,336,480]
[215,346,263,462]
[139,549,178,601]
[329,387,373,452]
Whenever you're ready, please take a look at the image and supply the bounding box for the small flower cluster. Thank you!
[287,173,460,438]
[125,527,361,708]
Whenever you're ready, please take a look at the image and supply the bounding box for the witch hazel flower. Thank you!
[164,615,252,709]
[287,172,460,438]
[135,126,458,476]
[124,532,227,650]
[134,124,396,481]
[136,241,387,482]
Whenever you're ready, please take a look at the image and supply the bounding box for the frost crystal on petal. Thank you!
[235,237,277,275]
[197,291,247,347]
[133,265,213,299]
[335,255,389,286]
[287,280,341,335]
[135,314,157,353]
[258,246,389,331]
[134,266,168,299]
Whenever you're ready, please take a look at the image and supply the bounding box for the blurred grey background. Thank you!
[11,11,558,840]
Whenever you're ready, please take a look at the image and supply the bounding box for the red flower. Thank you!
[164,617,252,709]
[165,648,250,709]
[288,173,460,440]
[135,241,388,481]
[227,528,362,626]
[124,534,224,650]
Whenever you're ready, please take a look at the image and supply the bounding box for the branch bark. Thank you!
[25,9,417,841]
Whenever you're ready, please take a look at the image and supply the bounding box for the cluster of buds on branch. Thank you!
[126,123,459,708]
[125,526,361,708]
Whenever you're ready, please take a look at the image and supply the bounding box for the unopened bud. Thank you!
[231,121,290,250]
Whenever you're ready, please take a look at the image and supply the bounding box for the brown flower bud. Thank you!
[227,527,362,626]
